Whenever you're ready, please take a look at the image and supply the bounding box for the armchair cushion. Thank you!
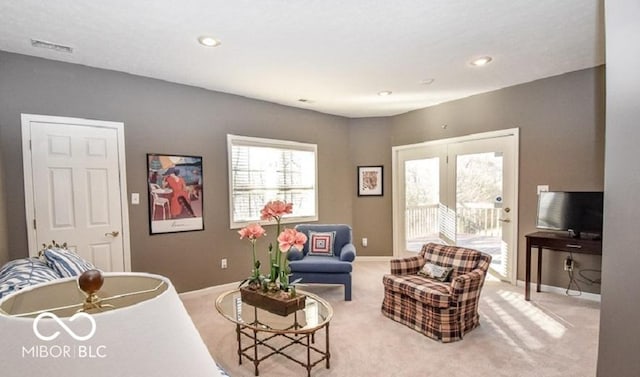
[382,274,452,308]
[308,231,336,256]
[288,256,352,274]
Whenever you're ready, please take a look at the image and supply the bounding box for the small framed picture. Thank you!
[357,165,383,196]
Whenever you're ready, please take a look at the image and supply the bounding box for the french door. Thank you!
[393,129,518,283]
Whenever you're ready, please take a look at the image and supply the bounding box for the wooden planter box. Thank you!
[240,286,306,317]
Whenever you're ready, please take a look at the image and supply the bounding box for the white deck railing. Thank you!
[405,203,502,239]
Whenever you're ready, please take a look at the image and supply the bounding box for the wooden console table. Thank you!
[524,231,602,301]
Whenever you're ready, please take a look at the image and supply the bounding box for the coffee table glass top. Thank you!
[215,289,333,334]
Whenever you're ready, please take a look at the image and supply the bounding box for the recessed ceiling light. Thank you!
[378,91,392,96]
[420,78,435,85]
[470,56,493,66]
[197,36,221,47]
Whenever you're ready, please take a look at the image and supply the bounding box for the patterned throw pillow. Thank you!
[43,247,96,278]
[308,231,336,256]
[418,262,453,282]
[0,258,61,299]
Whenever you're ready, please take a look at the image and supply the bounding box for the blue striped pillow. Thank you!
[0,258,61,298]
[43,247,96,278]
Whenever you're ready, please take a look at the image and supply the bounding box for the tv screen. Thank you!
[536,191,603,235]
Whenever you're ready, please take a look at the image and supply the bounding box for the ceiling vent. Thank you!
[30,39,73,53]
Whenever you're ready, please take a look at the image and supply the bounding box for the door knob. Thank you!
[498,218,511,223]
[105,231,120,237]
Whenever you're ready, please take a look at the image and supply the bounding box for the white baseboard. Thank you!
[516,279,601,302]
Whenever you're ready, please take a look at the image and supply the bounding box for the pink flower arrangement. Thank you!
[238,223,266,281]
[260,200,293,221]
[277,228,307,253]
[238,200,307,293]
[238,223,267,240]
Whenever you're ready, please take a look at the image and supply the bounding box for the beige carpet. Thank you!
[181,261,600,377]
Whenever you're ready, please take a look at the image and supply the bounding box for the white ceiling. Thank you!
[0,0,604,118]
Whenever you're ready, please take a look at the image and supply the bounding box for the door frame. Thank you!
[21,114,132,271]
[392,128,519,284]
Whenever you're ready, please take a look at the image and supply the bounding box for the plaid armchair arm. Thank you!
[390,256,425,275]
[450,268,485,302]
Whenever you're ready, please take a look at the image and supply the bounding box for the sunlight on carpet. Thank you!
[498,290,567,338]
[485,296,545,349]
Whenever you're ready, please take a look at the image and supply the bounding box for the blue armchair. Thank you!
[287,224,356,301]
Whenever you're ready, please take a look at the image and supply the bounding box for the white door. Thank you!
[22,114,130,272]
[449,136,516,281]
[393,129,518,283]
[396,144,446,253]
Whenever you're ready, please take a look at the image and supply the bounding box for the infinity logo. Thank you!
[32,312,96,342]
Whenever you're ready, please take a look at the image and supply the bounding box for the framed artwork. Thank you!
[357,165,383,196]
[147,153,204,234]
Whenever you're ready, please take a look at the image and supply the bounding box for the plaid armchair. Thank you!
[381,243,492,342]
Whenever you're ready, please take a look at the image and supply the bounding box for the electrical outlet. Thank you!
[564,258,574,271]
[362,238,368,247]
[221,258,228,269]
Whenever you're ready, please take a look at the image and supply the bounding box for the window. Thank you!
[227,134,318,228]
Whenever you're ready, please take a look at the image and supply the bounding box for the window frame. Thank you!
[227,134,319,229]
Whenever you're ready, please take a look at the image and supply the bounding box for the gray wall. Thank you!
[597,0,640,375]
[0,51,352,292]
[348,117,393,256]
[349,66,605,292]
[0,50,606,295]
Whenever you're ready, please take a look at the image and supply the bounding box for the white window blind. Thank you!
[227,134,318,228]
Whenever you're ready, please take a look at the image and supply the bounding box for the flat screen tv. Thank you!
[536,191,603,238]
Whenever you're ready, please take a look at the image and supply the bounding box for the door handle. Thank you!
[498,218,511,223]
[105,231,120,237]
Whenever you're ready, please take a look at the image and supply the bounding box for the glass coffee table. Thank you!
[215,289,333,377]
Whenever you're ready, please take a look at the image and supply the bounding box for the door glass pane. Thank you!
[404,158,440,252]
[456,152,505,274]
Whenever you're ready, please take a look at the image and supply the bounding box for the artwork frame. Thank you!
[357,165,383,197]
[147,153,204,234]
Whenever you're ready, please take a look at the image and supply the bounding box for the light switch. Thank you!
[131,193,140,205]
